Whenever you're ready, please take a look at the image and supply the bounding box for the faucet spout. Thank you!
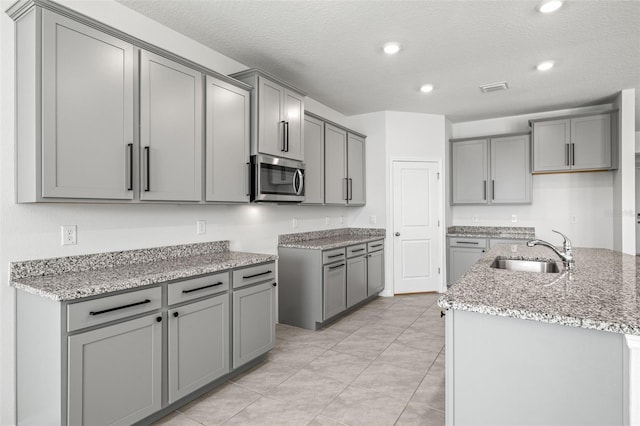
[527,231,575,271]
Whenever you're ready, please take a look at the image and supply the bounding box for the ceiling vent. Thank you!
[480,81,509,93]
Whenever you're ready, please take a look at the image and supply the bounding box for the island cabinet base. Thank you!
[446,310,626,426]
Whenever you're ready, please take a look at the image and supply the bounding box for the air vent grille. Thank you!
[480,81,509,93]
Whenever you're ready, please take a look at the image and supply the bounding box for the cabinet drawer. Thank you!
[448,237,487,248]
[67,287,161,332]
[233,262,275,289]
[168,272,229,305]
[323,248,345,264]
[367,240,384,253]
[346,244,367,258]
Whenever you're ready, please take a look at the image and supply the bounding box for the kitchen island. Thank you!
[438,244,640,426]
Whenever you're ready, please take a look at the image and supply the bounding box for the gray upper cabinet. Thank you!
[451,134,531,205]
[67,314,162,425]
[230,69,305,161]
[531,112,613,173]
[347,133,366,205]
[140,51,203,201]
[205,76,250,202]
[325,124,348,205]
[19,9,135,201]
[168,293,230,403]
[302,114,325,204]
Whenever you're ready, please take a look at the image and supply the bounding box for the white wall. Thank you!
[612,89,636,255]
[451,105,618,249]
[0,2,352,424]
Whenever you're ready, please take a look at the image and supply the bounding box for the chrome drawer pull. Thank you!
[370,244,383,248]
[182,282,223,294]
[457,241,479,245]
[327,254,344,258]
[242,270,272,279]
[351,248,365,252]
[89,299,151,316]
[329,263,345,270]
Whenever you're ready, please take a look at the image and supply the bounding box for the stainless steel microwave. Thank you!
[251,154,305,202]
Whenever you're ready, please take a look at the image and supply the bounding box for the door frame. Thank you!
[388,157,446,295]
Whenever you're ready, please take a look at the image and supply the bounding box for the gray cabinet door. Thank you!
[347,134,366,205]
[448,247,485,286]
[168,293,230,403]
[205,76,250,202]
[324,124,348,205]
[571,114,611,170]
[41,10,134,200]
[257,76,285,157]
[283,89,305,161]
[67,314,162,426]
[532,119,571,172]
[367,250,385,296]
[140,51,202,201]
[323,262,347,320]
[490,135,531,204]
[347,255,367,308]
[233,281,276,368]
[302,115,324,204]
[451,139,488,204]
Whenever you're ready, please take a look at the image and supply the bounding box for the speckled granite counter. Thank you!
[447,225,535,239]
[10,241,276,301]
[438,244,640,335]
[279,228,385,250]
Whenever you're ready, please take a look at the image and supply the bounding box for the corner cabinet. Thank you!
[451,133,531,205]
[17,8,135,202]
[230,69,305,161]
[531,112,614,173]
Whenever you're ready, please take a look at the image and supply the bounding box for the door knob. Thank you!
[395,232,400,236]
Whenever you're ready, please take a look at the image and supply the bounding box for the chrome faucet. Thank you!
[527,230,574,271]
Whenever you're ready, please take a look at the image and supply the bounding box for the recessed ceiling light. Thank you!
[536,60,555,71]
[383,42,401,55]
[420,84,434,93]
[538,0,563,14]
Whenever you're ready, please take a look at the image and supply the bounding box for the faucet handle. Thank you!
[552,230,572,252]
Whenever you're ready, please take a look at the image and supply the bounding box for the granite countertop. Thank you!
[278,228,386,250]
[10,241,276,302]
[447,226,536,239]
[438,244,640,336]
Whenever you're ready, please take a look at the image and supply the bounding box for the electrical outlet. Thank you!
[570,216,577,224]
[472,215,479,223]
[196,220,206,235]
[61,225,77,246]
[370,215,377,225]
[292,217,298,228]
[511,214,518,223]
[325,216,330,225]
[339,216,344,224]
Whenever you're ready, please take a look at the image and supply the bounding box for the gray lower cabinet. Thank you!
[68,314,162,426]
[531,112,613,173]
[302,114,325,205]
[451,133,531,205]
[346,246,367,308]
[323,261,347,320]
[367,248,385,296]
[168,293,230,403]
[232,280,276,369]
[17,8,135,201]
[205,76,250,202]
[447,237,488,286]
[140,50,203,201]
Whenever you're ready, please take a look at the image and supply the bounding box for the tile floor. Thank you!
[155,293,446,426]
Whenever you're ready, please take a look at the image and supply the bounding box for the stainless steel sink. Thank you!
[490,256,560,273]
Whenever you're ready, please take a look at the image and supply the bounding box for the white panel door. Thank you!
[393,161,441,294]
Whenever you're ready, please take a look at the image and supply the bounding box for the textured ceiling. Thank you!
[116,0,640,127]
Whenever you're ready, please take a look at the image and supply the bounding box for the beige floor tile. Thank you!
[277,323,318,341]
[376,311,422,329]
[223,396,316,425]
[326,316,369,334]
[308,415,348,425]
[153,411,204,426]
[332,334,391,360]
[412,373,445,412]
[269,369,348,414]
[426,353,446,378]
[321,385,407,426]
[292,328,350,349]
[376,343,439,374]
[177,382,261,425]
[353,322,406,344]
[351,360,426,403]
[366,296,400,309]
[303,349,371,384]
[231,360,297,393]
[396,328,445,353]
[268,339,327,369]
[395,401,445,426]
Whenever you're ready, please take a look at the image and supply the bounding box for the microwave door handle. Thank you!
[293,169,304,195]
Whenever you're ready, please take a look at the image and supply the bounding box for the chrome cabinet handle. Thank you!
[127,143,133,191]
[348,178,353,201]
[285,121,290,152]
[144,146,150,192]
[246,162,251,197]
[491,180,495,201]
[89,299,151,316]
[483,180,487,201]
[565,144,570,166]
[344,178,349,201]
[280,121,286,152]
[571,143,575,166]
